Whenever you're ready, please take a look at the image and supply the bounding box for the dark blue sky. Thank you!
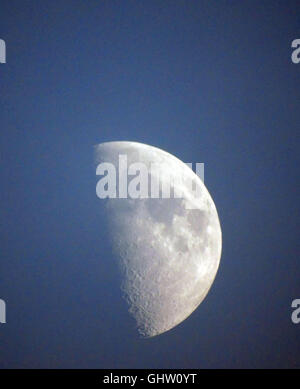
[0,0,299,368]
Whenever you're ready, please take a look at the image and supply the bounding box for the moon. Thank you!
[94,141,222,338]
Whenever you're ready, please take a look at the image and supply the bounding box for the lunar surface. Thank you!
[94,141,222,337]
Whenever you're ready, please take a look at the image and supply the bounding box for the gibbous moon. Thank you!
[94,141,222,337]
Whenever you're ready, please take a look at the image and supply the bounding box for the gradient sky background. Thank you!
[0,0,299,368]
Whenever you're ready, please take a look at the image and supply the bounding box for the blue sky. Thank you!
[0,0,299,368]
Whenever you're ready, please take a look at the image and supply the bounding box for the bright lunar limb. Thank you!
[94,141,222,338]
